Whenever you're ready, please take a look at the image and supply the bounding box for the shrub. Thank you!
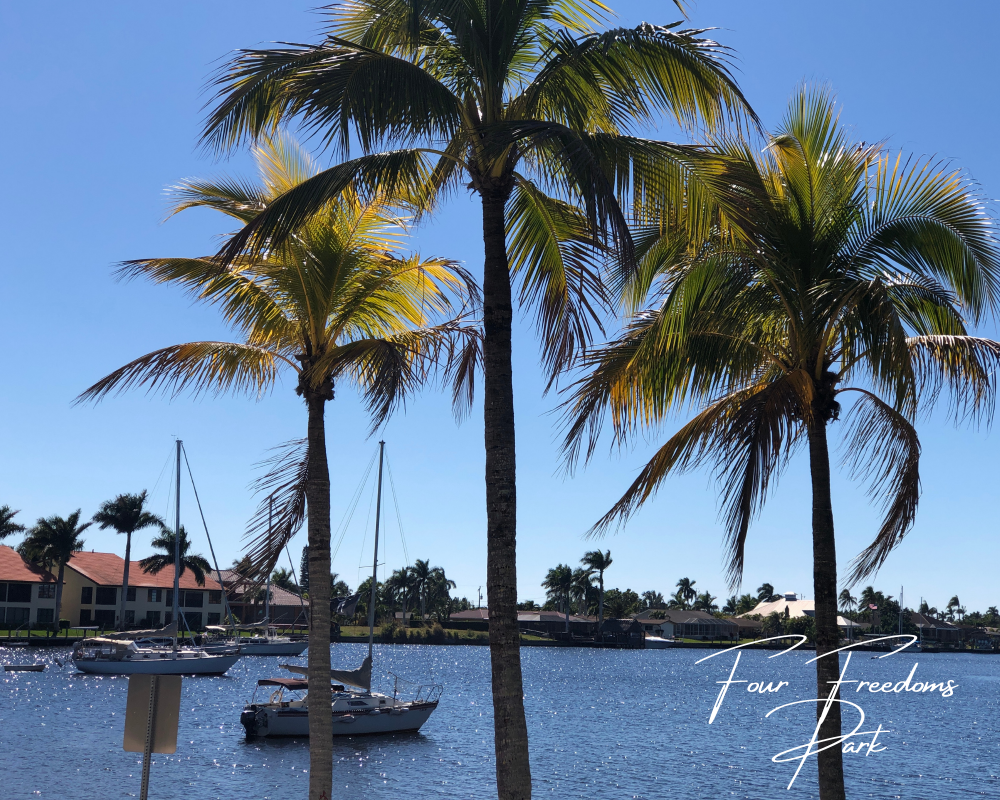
[428,623,446,644]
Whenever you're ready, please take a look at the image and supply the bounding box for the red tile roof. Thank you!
[0,545,56,583]
[67,551,222,591]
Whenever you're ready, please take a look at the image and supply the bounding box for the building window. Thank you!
[126,587,136,602]
[124,610,135,626]
[36,608,54,624]
[38,584,56,599]
[7,607,30,625]
[146,610,161,626]
[166,590,173,608]
[79,609,92,626]
[81,586,93,605]
[94,609,116,627]
[207,613,221,626]
[164,612,173,625]
[208,591,222,605]
[184,591,204,608]
[148,588,161,603]
[0,583,6,601]
[95,587,117,606]
[184,612,203,629]
[8,583,31,603]
[0,608,5,623]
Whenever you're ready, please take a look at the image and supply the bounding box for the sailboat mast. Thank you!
[265,497,272,623]
[173,439,181,649]
[367,441,385,662]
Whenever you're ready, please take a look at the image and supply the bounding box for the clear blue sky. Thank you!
[1,1,997,613]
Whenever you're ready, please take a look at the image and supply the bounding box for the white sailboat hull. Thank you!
[239,641,309,656]
[74,653,241,675]
[243,703,438,737]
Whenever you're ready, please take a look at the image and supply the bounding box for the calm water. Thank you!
[1,643,997,799]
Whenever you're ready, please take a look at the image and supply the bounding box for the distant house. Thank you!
[448,608,596,634]
[62,551,226,630]
[908,612,961,645]
[210,569,308,626]
[0,545,57,627]
[739,592,860,633]
[599,618,644,648]
[634,608,738,640]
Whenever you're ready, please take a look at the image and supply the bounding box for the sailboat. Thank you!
[72,440,242,676]
[240,441,442,737]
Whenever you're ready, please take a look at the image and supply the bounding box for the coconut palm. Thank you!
[581,549,613,629]
[18,511,90,626]
[838,589,857,617]
[408,559,434,619]
[755,582,775,602]
[139,525,212,587]
[642,590,665,610]
[675,577,697,608]
[0,506,26,541]
[92,491,164,629]
[424,568,457,622]
[542,564,574,632]
[78,136,477,789]
[386,567,417,620]
[735,593,757,615]
[570,567,594,615]
[270,567,298,592]
[200,6,755,794]
[564,87,1000,800]
[722,595,738,614]
[693,591,718,612]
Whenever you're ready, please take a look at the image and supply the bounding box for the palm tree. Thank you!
[736,593,757,615]
[18,511,90,626]
[78,136,476,790]
[409,559,434,619]
[581,549,613,630]
[946,595,961,622]
[570,567,594,616]
[542,564,574,632]
[386,567,417,621]
[425,568,457,622]
[693,591,718,612]
[838,589,857,617]
[756,583,776,603]
[0,506,26,541]
[270,567,298,592]
[563,88,1000,800]
[675,577,697,608]
[722,595,738,614]
[642,590,665,610]
[92,491,164,629]
[201,7,755,795]
[139,525,212,588]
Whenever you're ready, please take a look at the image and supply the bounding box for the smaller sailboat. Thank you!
[203,624,309,656]
[72,440,241,676]
[241,441,441,737]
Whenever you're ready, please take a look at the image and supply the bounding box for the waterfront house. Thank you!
[448,608,597,635]
[599,617,645,648]
[0,545,58,628]
[907,611,962,645]
[61,551,225,630]
[739,592,860,634]
[209,569,308,625]
[633,608,739,640]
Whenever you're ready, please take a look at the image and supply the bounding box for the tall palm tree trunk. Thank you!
[807,417,846,800]
[481,189,532,800]
[118,532,132,629]
[55,563,65,627]
[305,394,333,800]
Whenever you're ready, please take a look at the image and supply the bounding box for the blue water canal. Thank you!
[1,643,997,799]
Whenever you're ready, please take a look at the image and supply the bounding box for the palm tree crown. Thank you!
[0,505,26,541]
[139,525,212,587]
[18,510,90,624]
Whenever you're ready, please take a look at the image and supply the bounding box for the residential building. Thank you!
[0,545,58,627]
[210,569,309,626]
[908,611,961,645]
[448,608,597,634]
[61,550,226,630]
[738,592,860,632]
[633,608,739,640]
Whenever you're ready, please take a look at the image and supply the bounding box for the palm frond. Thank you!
[76,342,286,403]
[907,335,1000,422]
[841,389,921,584]
[241,439,309,584]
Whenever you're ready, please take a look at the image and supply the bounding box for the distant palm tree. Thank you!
[838,589,857,617]
[409,560,436,619]
[693,591,718,612]
[385,568,415,620]
[0,506,26,541]
[642,590,665,610]
[736,593,758,615]
[722,595,738,614]
[425,569,457,623]
[18,511,90,626]
[139,525,212,596]
[270,567,298,592]
[581,550,613,630]
[668,588,687,609]
[571,568,594,616]
[92,491,163,629]
[676,578,697,608]
[542,565,574,632]
[946,595,961,622]
[756,583,776,603]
